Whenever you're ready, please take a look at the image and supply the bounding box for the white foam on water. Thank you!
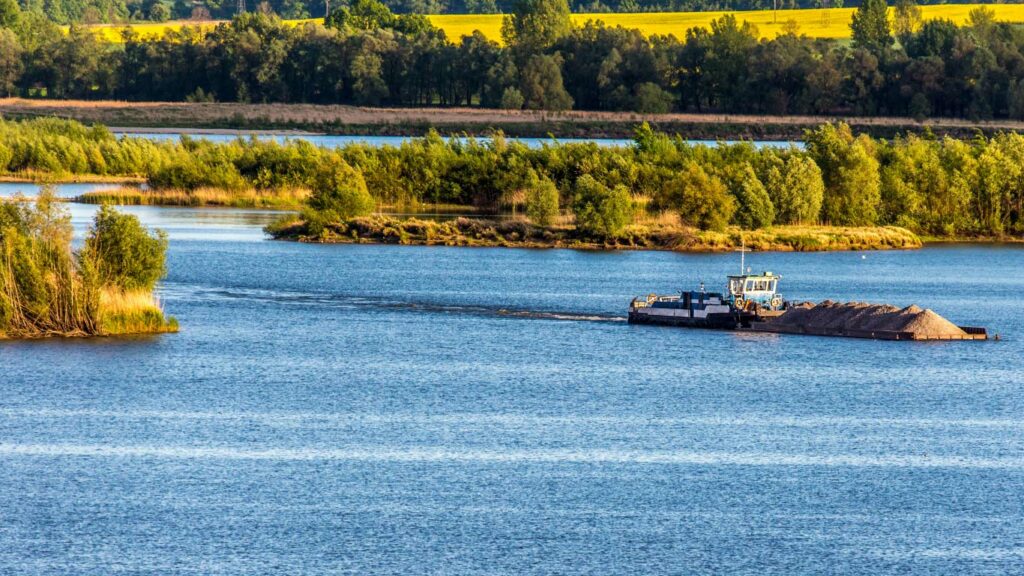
[0,443,1022,469]
[1,408,1021,430]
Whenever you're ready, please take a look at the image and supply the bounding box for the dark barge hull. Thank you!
[627,311,739,329]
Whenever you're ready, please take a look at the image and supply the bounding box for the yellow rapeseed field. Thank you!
[86,4,1024,43]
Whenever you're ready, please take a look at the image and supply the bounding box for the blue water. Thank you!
[0,182,123,199]
[1,205,1022,574]
[116,131,802,150]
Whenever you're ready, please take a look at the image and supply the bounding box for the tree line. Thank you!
[10,0,997,25]
[1,0,1023,120]
[3,117,1024,237]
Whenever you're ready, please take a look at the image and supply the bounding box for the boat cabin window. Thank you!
[729,279,742,294]
[745,280,754,291]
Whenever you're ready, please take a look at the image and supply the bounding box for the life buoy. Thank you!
[771,296,783,309]
[734,298,745,310]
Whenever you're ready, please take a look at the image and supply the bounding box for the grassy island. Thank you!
[267,215,921,252]
[1,117,1023,252]
[0,190,176,340]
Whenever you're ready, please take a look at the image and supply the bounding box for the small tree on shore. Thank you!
[526,176,560,226]
[572,175,632,237]
[308,157,375,220]
[83,204,168,291]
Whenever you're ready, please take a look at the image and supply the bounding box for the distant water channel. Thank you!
[114,130,804,150]
[1,192,1023,574]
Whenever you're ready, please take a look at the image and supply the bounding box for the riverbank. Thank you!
[4,99,1024,140]
[266,215,923,252]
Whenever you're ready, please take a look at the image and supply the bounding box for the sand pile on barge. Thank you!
[766,301,969,339]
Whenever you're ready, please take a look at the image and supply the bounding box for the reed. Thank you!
[77,186,309,210]
[97,287,178,336]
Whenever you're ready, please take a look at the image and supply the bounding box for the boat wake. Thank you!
[160,283,626,324]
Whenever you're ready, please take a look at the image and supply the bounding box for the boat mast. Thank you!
[738,236,746,275]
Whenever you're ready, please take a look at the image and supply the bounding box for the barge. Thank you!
[629,259,987,341]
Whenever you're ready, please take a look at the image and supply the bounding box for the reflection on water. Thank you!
[66,203,280,242]
[0,182,122,199]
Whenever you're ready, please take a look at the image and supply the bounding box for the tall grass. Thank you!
[98,287,177,335]
[77,186,309,210]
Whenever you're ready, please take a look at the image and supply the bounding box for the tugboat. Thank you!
[628,245,788,329]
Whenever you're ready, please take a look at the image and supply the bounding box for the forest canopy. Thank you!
[1,1,1024,120]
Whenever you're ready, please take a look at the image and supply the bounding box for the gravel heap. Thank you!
[770,301,967,338]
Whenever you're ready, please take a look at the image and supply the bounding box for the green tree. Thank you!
[308,157,375,220]
[655,162,736,232]
[572,174,632,237]
[83,204,168,291]
[500,87,524,109]
[525,176,559,225]
[0,0,18,28]
[762,154,824,225]
[519,54,573,111]
[805,123,881,225]
[325,0,393,31]
[501,0,572,51]
[730,164,774,229]
[893,0,921,45]
[0,28,22,96]
[148,3,170,22]
[851,0,892,53]
[633,82,673,114]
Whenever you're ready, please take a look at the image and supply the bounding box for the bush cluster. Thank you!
[5,117,1024,237]
[0,188,169,337]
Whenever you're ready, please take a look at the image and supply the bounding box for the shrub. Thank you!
[83,204,168,291]
[526,177,560,225]
[573,174,633,237]
[307,157,375,220]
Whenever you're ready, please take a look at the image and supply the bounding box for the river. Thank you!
[111,131,803,150]
[1,201,1022,574]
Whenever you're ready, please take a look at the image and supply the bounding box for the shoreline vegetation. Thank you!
[75,185,310,210]
[2,116,1024,253]
[266,215,923,252]
[0,189,176,340]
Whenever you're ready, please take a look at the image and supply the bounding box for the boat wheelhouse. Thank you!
[727,271,785,312]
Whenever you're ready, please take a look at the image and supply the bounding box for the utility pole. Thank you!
[237,0,245,15]
[325,0,330,17]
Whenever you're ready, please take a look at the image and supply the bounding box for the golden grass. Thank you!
[682,224,923,251]
[0,171,145,184]
[83,5,1024,43]
[77,185,309,209]
[98,287,178,335]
